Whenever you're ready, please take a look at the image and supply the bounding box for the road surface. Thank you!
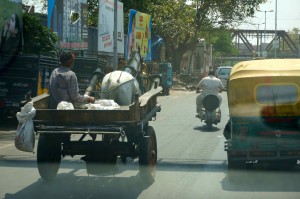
[0,90,300,199]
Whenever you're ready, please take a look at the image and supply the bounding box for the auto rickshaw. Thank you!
[224,59,300,169]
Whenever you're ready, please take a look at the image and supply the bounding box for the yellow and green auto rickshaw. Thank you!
[224,59,300,169]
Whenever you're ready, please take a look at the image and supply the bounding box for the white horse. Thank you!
[100,50,142,106]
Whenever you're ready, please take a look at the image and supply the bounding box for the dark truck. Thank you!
[0,53,102,121]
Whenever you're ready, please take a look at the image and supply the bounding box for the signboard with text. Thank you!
[0,0,23,71]
[98,0,124,54]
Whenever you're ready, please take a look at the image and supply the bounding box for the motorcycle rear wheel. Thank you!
[206,122,213,129]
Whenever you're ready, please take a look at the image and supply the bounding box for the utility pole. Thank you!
[113,0,118,70]
[275,0,278,58]
[257,9,273,57]
[256,23,264,56]
[299,34,300,58]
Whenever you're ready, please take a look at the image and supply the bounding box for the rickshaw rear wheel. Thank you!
[139,126,157,184]
[162,87,169,95]
[37,134,61,181]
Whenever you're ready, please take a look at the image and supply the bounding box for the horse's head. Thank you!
[125,50,142,75]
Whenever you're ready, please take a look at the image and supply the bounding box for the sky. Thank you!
[238,0,300,31]
[28,0,299,32]
[24,0,44,13]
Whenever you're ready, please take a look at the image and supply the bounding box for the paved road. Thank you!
[0,90,300,199]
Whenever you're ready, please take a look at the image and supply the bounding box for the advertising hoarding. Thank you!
[48,0,88,49]
[98,0,124,54]
[127,9,151,61]
[0,0,23,70]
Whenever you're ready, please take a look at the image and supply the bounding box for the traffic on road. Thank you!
[1,88,300,199]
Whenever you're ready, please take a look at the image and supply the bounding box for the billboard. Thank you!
[98,0,124,54]
[127,9,152,61]
[0,0,23,71]
[48,0,88,49]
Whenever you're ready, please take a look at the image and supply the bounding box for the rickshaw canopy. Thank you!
[228,59,300,117]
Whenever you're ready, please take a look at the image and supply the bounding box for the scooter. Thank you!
[196,90,221,128]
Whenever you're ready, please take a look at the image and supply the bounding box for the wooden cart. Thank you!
[32,87,162,184]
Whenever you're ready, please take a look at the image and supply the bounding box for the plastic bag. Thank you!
[84,99,120,110]
[15,101,36,152]
[15,120,35,152]
[57,101,74,110]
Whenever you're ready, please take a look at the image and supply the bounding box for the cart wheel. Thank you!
[139,126,157,184]
[228,159,244,169]
[260,159,297,169]
[165,87,170,95]
[162,88,169,96]
[37,134,61,181]
[282,159,297,168]
[227,153,245,170]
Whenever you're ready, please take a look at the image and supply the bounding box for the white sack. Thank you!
[57,101,74,110]
[15,101,36,152]
[84,99,120,110]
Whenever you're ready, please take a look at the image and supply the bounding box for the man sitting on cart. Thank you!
[49,49,95,109]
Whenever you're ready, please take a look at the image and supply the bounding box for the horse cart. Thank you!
[32,87,162,184]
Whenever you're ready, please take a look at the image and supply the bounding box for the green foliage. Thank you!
[87,0,158,30]
[22,13,58,54]
[288,28,300,45]
[86,0,266,70]
[70,12,80,24]
[211,28,238,56]
[87,0,98,27]
[148,0,196,46]
[147,0,266,71]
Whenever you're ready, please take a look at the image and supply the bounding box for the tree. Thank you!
[288,28,300,47]
[87,0,98,27]
[147,0,267,71]
[24,0,266,69]
[23,13,58,55]
[87,0,159,31]
[147,1,196,71]
[212,27,238,57]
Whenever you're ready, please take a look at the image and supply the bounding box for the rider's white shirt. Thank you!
[196,75,224,96]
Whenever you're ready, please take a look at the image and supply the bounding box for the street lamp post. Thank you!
[255,22,264,57]
[113,0,118,70]
[257,9,274,52]
[246,21,265,57]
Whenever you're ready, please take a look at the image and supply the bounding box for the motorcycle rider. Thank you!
[196,70,224,118]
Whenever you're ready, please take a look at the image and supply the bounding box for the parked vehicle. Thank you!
[215,66,232,90]
[0,53,101,121]
[225,59,300,169]
[0,54,57,120]
[148,62,173,95]
[158,62,173,95]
